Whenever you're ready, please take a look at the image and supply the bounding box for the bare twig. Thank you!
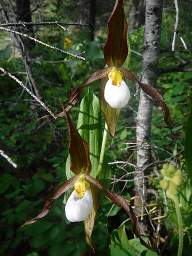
[179,36,187,50]
[0,26,85,60]
[172,0,179,51]
[172,0,188,51]
[0,67,57,119]
[0,21,89,27]
[111,174,157,184]
[0,149,17,168]
[158,63,192,74]
[0,1,41,98]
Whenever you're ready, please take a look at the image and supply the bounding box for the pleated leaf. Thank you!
[185,104,192,183]
[66,90,102,179]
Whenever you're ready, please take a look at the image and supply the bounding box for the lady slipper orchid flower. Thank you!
[104,68,130,109]
[65,176,93,222]
[61,0,171,136]
[23,112,151,249]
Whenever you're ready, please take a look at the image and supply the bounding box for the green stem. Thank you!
[173,196,183,256]
[97,122,108,177]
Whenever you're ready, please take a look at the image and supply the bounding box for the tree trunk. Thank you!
[78,0,96,40]
[89,0,96,41]
[134,0,163,235]
[0,0,40,97]
[129,0,145,31]
[16,0,35,48]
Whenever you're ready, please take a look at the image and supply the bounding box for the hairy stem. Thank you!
[97,122,108,177]
[173,196,184,256]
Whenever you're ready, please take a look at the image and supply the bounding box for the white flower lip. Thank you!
[104,79,130,109]
[65,189,93,222]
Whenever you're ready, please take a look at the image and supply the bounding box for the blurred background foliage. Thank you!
[0,0,192,255]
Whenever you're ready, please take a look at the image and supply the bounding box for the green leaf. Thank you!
[104,0,128,67]
[77,90,90,141]
[0,46,11,60]
[26,253,39,256]
[66,89,102,178]
[86,41,103,60]
[185,103,192,183]
[107,204,121,217]
[110,226,132,256]
[110,226,157,256]
[89,93,102,177]
[0,174,18,194]
[65,155,73,180]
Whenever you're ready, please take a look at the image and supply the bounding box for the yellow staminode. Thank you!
[108,68,123,86]
[74,176,90,198]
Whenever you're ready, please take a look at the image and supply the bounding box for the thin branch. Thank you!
[0,0,41,98]
[0,21,89,27]
[171,0,188,51]
[158,62,192,74]
[172,0,179,51]
[0,67,57,119]
[0,26,85,60]
[0,149,17,168]
[179,36,187,50]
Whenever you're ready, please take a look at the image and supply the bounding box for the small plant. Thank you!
[160,164,183,256]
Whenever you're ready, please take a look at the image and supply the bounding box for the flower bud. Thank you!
[160,164,182,199]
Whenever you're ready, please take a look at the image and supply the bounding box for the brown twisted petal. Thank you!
[85,175,154,251]
[121,67,172,128]
[23,175,78,226]
[57,67,112,115]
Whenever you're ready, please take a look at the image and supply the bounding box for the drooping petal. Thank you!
[104,79,130,109]
[65,190,93,222]
[23,176,77,226]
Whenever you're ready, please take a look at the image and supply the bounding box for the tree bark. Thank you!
[16,0,35,48]
[89,0,96,41]
[78,0,96,40]
[129,0,145,31]
[0,0,40,97]
[135,0,163,234]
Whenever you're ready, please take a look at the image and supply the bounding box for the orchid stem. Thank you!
[173,196,184,256]
[97,122,108,177]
